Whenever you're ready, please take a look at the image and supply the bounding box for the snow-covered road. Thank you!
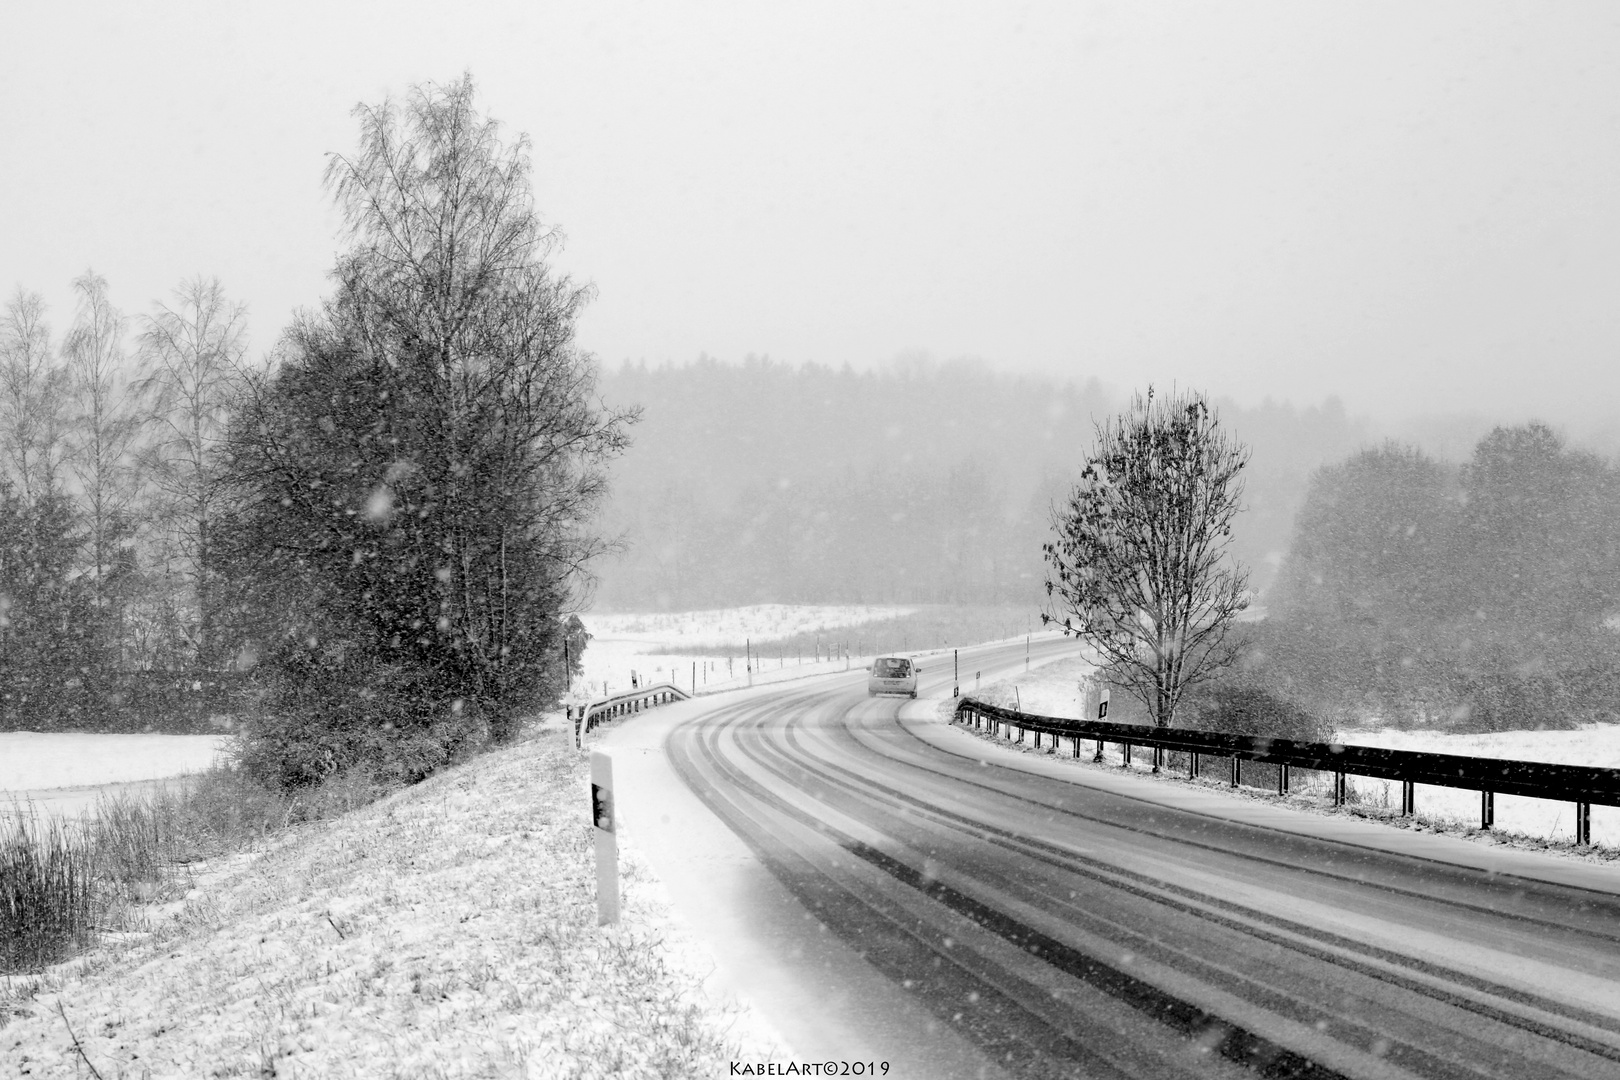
[602,638,1620,1078]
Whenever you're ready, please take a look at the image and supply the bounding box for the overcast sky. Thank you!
[5,1,1620,424]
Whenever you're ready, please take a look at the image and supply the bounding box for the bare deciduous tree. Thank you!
[0,289,71,502]
[138,277,249,668]
[64,271,144,664]
[1043,387,1250,727]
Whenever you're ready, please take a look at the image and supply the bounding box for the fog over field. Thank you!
[590,356,1620,613]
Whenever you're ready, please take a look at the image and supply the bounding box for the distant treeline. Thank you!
[594,356,1369,609]
[1242,423,1620,731]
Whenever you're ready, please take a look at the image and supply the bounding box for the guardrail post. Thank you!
[1333,771,1346,806]
[1151,746,1161,774]
[1576,802,1591,845]
[1072,735,1081,758]
[1231,756,1240,788]
[1093,738,1104,763]
[1123,741,1132,768]
[1189,751,1198,780]
[1401,781,1415,816]
[1480,790,1494,830]
[1033,730,1040,749]
[1277,764,1289,796]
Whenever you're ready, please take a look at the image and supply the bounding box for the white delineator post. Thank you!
[590,750,619,925]
[1080,677,1111,721]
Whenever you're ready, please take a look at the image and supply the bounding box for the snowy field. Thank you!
[584,603,915,646]
[0,732,227,792]
[978,653,1620,848]
[577,603,916,699]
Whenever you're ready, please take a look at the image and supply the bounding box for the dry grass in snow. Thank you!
[1,724,774,1078]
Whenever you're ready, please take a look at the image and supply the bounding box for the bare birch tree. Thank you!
[138,277,248,668]
[1043,387,1250,727]
[0,290,71,502]
[64,271,144,666]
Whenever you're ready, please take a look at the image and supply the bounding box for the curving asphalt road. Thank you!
[608,639,1620,1079]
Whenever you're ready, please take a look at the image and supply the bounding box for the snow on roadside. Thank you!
[0,722,782,1077]
[1327,725,1620,846]
[965,652,1096,720]
[973,657,1620,849]
[0,732,227,791]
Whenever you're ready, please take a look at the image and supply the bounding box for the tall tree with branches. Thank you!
[0,290,71,503]
[1043,387,1250,727]
[0,292,93,694]
[218,74,634,786]
[64,271,143,667]
[138,277,249,669]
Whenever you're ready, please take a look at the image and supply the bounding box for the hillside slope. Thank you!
[1,724,777,1078]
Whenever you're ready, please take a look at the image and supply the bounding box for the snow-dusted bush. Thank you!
[234,641,488,791]
[1183,684,1332,743]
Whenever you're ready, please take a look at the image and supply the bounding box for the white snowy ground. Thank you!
[576,603,915,699]
[976,654,1620,848]
[0,720,783,1077]
[0,732,226,791]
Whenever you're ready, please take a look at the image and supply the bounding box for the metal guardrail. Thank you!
[954,697,1618,846]
[569,682,691,748]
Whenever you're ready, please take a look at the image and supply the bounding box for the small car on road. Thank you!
[867,655,918,698]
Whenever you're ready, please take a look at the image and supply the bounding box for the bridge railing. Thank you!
[953,696,1620,846]
[569,682,691,748]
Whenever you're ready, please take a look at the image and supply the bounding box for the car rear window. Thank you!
[873,658,911,677]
